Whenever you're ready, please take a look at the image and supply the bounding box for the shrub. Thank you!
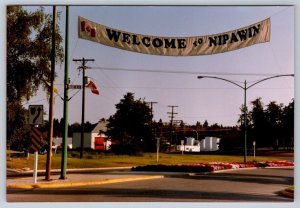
[110,143,143,156]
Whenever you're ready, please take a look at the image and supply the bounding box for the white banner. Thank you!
[78,16,271,56]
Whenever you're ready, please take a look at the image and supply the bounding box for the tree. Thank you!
[7,6,64,150]
[239,98,294,150]
[203,120,208,128]
[250,98,268,147]
[281,99,294,150]
[107,92,153,153]
[265,101,284,150]
[6,103,31,150]
[237,103,253,150]
[195,121,201,128]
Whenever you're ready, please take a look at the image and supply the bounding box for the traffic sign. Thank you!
[30,127,45,152]
[68,84,82,89]
[29,105,43,125]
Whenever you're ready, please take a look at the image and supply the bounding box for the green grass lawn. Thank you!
[6,150,292,170]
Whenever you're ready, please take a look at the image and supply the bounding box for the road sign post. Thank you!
[253,141,256,159]
[29,126,45,183]
[156,138,160,163]
[33,151,38,183]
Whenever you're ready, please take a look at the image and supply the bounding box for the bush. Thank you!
[86,155,94,159]
[110,143,143,156]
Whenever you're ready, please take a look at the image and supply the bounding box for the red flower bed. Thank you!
[132,160,293,173]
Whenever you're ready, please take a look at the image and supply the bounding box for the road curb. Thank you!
[7,175,164,189]
[7,166,133,177]
[210,165,295,173]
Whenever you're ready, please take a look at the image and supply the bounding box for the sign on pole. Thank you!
[29,105,43,125]
[30,127,45,152]
[68,84,82,89]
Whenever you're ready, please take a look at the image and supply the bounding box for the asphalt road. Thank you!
[7,167,293,202]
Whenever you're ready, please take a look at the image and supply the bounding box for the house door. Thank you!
[94,137,105,150]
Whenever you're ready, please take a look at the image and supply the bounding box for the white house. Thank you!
[72,119,111,150]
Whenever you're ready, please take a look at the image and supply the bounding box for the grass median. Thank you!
[6,150,292,171]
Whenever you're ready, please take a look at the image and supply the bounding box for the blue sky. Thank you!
[22,5,294,126]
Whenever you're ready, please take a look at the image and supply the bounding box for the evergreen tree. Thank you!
[107,92,153,153]
[250,98,268,147]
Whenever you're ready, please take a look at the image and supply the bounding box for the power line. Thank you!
[91,66,285,77]
[98,86,293,90]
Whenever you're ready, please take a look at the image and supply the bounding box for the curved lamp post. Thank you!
[197,74,294,163]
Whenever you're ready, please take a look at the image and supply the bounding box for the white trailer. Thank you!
[176,137,201,152]
[201,137,221,151]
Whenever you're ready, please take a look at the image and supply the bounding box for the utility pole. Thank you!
[147,101,158,140]
[147,101,158,119]
[45,5,57,181]
[167,105,178,126]
[168,106,178,150]
[73,57,94,159]
[60,5,69,180]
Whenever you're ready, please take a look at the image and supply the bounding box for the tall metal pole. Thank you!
[244,80,247,163]
[60,5,69,180]
[45,5,57,181]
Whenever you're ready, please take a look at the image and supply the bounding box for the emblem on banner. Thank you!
[80,20,96,38]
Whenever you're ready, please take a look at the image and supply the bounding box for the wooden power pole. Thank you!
[73,57,94,159]
[45,5,57,181]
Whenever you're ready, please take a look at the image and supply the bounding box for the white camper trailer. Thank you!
[177,136,221,153]
[176,137,200,152]
[201,137,220,151]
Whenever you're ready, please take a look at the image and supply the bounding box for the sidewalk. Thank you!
[6,168,164,189]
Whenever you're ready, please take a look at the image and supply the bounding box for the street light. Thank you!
[197,74,294,163]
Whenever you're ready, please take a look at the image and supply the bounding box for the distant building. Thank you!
[52,137,73,149]
[72,119,116,150]
[176,136,221,152]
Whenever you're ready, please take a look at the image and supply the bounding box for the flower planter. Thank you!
[132,161,294,173]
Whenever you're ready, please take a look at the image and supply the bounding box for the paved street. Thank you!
[7,167,293,202]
